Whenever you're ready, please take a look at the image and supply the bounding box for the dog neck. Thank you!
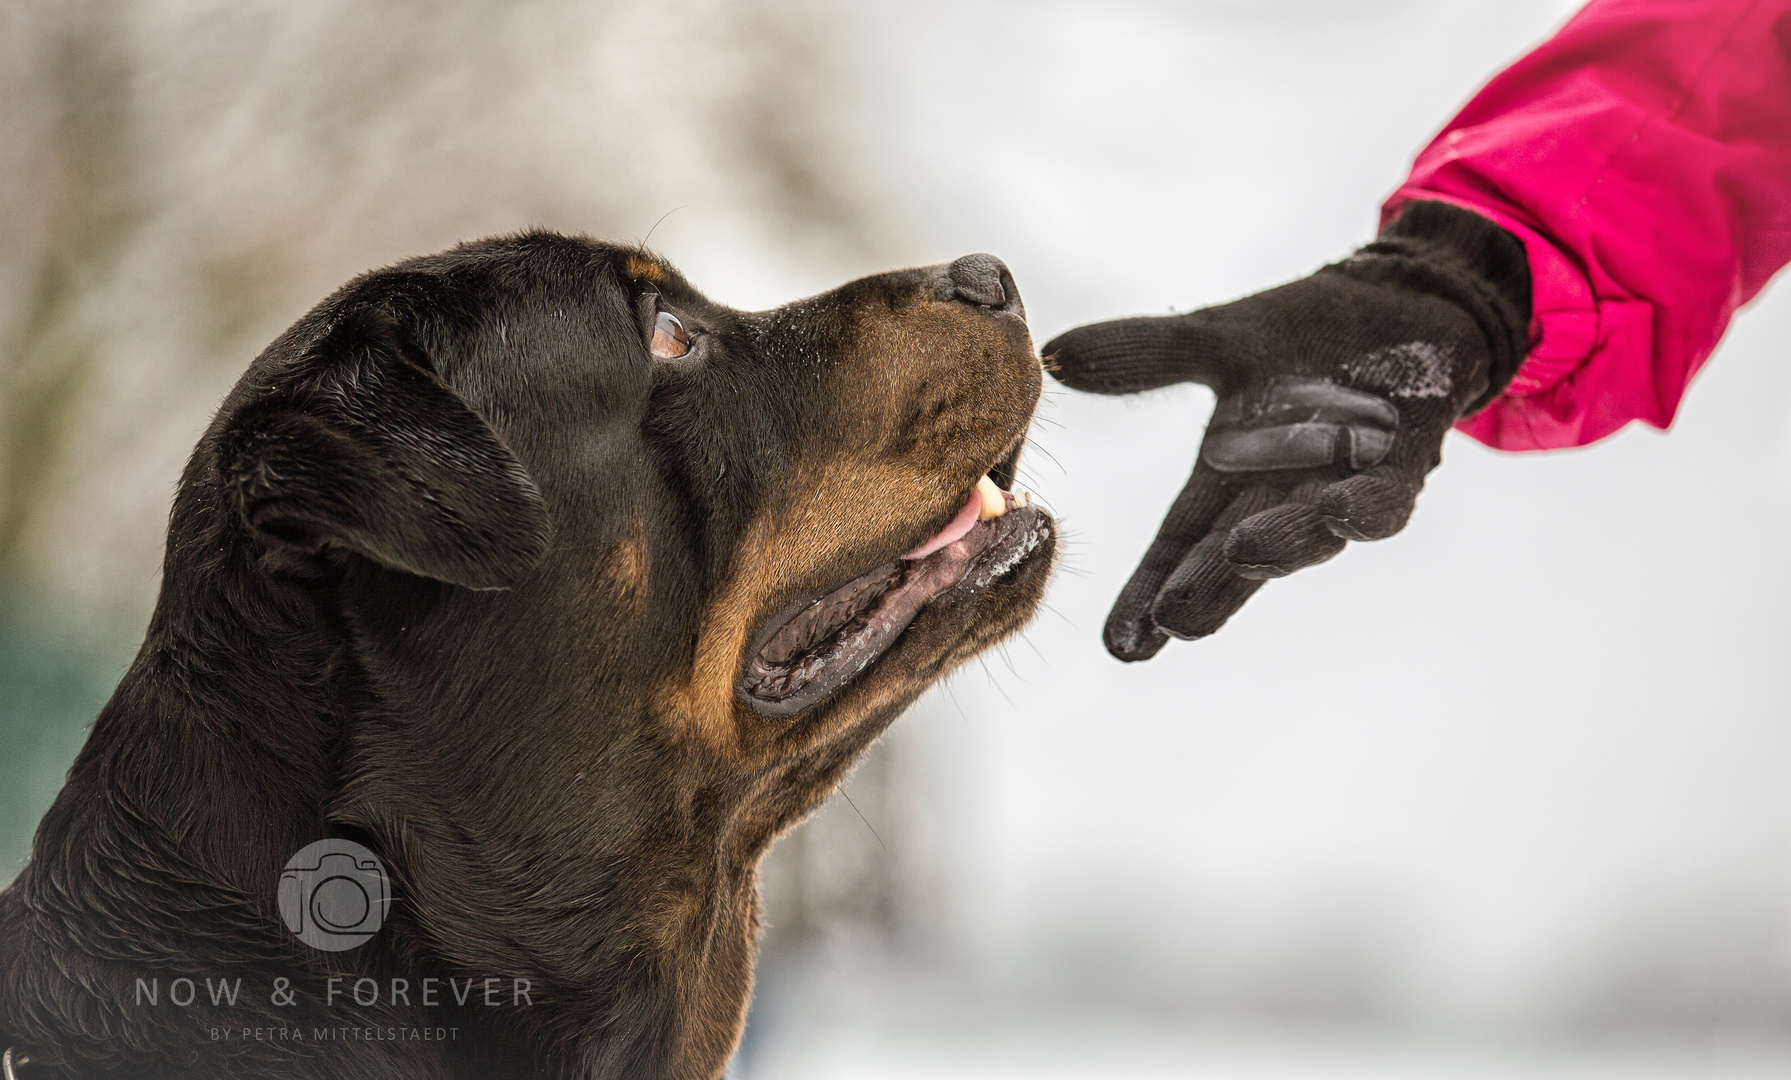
[0,469,759,1078]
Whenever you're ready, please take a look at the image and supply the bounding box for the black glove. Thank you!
[1044,201,1532,661]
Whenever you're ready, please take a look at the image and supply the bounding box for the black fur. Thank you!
[0,233,1051,1079]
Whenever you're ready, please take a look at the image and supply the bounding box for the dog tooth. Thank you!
[976,474,1006,521]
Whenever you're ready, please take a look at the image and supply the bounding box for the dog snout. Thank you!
[945,254,1024,322]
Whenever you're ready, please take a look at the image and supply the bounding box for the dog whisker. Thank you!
[942,675,971,724]
[976,656,1019,711]
[1039,601,1080,631]
[638,205,686,249]
[838,790,887,855]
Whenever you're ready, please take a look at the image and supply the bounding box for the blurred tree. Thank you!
[1,0,908,616]
[0,0,144,581]
[0,1,928,917]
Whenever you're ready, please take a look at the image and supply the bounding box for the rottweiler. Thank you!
[0,235,1053,1079]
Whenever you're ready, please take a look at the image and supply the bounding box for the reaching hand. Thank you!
[1044,201,1532,661]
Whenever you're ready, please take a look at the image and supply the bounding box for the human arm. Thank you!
[1046,0,1791,657]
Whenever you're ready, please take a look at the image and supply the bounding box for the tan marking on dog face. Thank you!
[656,291,1042,755]
[666,457,937,749]
[624,253,670,285]
[597,534,648,610]
[666,880,758,1080]
[645,877,705,953]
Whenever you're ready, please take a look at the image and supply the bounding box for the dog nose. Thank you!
[947,254,1024,320]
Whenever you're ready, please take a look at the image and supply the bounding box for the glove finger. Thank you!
[1148,484,1284,641]
[1316,467,1423,541]
[1103,467,1236,662]
[1222,499,1348,580]
[1043,314,1230,395]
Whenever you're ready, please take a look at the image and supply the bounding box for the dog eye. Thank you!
[650,310,691,359]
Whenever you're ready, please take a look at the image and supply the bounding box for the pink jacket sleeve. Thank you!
[1382,0,1791,451]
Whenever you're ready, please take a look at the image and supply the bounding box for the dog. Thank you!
[0,233,1053,1079]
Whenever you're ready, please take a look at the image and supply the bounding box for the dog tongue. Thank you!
[903,486,983,560]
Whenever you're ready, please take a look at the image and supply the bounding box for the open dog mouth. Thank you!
[740,461,1051,719]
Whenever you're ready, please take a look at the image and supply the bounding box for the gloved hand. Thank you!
[1044,201,1532,661]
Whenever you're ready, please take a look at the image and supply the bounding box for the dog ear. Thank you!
[221,305,552,590]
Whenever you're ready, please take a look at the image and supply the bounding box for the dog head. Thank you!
[175,233,1049,1073]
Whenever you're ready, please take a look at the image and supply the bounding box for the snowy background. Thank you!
[4,2,1790,1077]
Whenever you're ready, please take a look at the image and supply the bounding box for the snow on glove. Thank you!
[1044,201,1532,661]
